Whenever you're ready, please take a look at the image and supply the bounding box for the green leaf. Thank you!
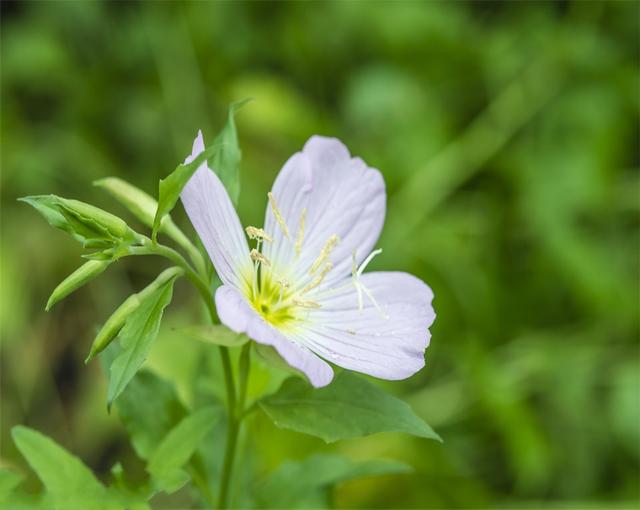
[11,426,118,510]
[253,454,411,509]
[152,99,249,241]
[147,406,219,494]
[19,195,136,247]
[208,99,251,205]
[0,469,23,503]
[107,267,182,407]
[177,324,249,347]
[46,259,112,311]
[258,371,441,443]
[114,370,187,459]
[87,267,183,363]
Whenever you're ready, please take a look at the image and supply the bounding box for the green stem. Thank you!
[137,238,244,508]
[218,343,251,509]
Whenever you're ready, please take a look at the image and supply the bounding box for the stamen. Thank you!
[309,234,339,274]
[268,192,290,239]
[351,248,388,319]
[250,249,271,267]
[301,262,333,295]
[245,226,273,243]
[361,284,390,320]
[295,208,307,257]
[357,248,382,277]
[277,278,290,303]
[292,298,321,309]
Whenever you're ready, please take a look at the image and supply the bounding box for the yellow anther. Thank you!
[277,279,290,289]
[301,262,333,295]
[309,234,339,274]
[268,192,290,239]
[250,249,271,267]
[346,329,356,335]
[245,226,273,243]
[295,208,307,257]
[292,298,321,309]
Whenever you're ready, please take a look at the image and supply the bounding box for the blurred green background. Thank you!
[1,1,639,508]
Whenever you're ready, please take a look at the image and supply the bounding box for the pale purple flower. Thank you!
[181,133,435,387]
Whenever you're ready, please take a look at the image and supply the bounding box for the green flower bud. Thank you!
[46,260,111,311]
[85,266,184,362]
[19,195,137,245]
[85,294,140,363]
[94,177,198,257]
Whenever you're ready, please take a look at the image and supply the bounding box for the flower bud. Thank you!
[46,260,111,311]
[85,294,140,363]
[61,198,134,241]
[85,266,184,362]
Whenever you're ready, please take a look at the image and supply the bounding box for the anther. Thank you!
[292,298,321,309]
[250,249,271,267]
[309,234,339,274]
[245,226,273,243]
[295,208,307,257]
[268,192,290,239]
[301,262,333,295]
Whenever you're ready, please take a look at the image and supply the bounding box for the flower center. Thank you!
[242,192,388,329]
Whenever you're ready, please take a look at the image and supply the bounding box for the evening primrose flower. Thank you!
[181,132,435,387]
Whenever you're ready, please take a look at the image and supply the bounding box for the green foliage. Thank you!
[152,100,249,241]
[107,267,182,407]
[11,427,117,510]
[94,177,188,244]
[19,195,136,247]
[2,2,638,509]
[147,407,219,494]
[259,371,440,443]
[46,259,112,311]
[0,469,23,504]
[179,324,249,347]
[252,454,411,509]
[113,370,188,460]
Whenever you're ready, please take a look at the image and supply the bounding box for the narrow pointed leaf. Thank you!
[107,267,182,407]
[152,99,249,241]
[258,371,441,443]
[147,406,219,494]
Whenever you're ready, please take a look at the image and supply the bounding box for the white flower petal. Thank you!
[215,285,334,388]
[263,136,385,288]
[297,272,435,380]
[180,131,252,290]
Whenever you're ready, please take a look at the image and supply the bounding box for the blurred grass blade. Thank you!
[152,99,250,241]
[46,259,112,311]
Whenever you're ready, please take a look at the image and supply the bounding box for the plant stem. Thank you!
[218,343,251,509]
[138,238,244,508]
